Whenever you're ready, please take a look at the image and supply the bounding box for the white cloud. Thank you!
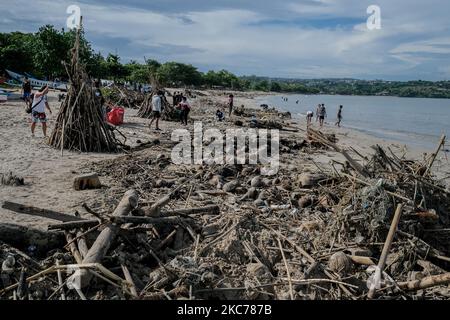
[1,0,450,80]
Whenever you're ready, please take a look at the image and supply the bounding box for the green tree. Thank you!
[105,54,128,81]
[157,62,202,87]
[254,80,270,92]
[86,52,108,79]
[33,25,71,79]
[270,81,282,92]
[0,32,35,74]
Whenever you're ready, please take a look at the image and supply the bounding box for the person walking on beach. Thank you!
[30,85,52,138]
[318,104,327,127]
[178,96,191,125]
[173,91,178,106]
[315,104,321,122]
[335,105,343,127]
[306,110,314,126]
[22,77,32,107]
[228,94,234,117]
[149,90,163,131]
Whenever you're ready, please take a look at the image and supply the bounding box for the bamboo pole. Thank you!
[368,204,403,299]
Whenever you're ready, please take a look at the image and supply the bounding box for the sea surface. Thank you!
[257,94,450,151]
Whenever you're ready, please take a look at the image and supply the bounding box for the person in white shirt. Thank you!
[149,90,163,131]
[30,85,52,137]
[318,104,327,127]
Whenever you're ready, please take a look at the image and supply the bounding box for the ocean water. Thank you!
[257,94,450,151]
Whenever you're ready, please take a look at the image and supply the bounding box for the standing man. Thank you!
[22,77,32,107]
[149,90,163,131]
[30,85,52,138]
[315,104,321,122]
[228,94,234,117]
[335,105,343,127]
[318,104,327,127]
[173,91,178,106]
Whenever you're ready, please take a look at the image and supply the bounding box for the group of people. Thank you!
[148,90,192,131]
[172,91,184,107]
[306,104,343,128]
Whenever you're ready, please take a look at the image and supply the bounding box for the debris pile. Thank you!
[103,86,145,109]
[1,130,448,300]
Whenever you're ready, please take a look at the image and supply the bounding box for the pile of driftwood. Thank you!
[1,127,448,300]
[233,105,291,120]
[104,85,145,109]
[49,24,119,153]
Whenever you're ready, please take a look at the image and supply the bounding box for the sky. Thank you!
[1,0,450,80]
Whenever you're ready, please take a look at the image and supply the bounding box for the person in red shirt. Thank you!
[178,96,191,125]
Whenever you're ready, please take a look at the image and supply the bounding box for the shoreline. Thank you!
[209,89,449,183]
[254,93,449,153]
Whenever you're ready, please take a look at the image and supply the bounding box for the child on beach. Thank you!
[216,109,225,122]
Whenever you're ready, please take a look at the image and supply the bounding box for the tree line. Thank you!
[0,25,286,91]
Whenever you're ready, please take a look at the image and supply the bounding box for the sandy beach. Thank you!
[1,89,449,231]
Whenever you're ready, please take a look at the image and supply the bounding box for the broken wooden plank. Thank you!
[73,173,102,191]
[48,220,99,231]
[1,201,85,222]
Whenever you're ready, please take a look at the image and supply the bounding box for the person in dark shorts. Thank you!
[318,104,327,127]
[149,90,163,131]
[173,91,178,106]
[22,77,32,107]
[335,105,343,127]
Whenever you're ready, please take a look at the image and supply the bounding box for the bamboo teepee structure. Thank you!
[49,20,119,152]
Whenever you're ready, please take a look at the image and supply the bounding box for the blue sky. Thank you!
[1,0,450,80]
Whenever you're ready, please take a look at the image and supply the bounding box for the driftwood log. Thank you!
[397,272,450,291]
[67,190,138,289]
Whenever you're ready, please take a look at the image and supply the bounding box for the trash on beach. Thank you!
[1,126,448,300]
